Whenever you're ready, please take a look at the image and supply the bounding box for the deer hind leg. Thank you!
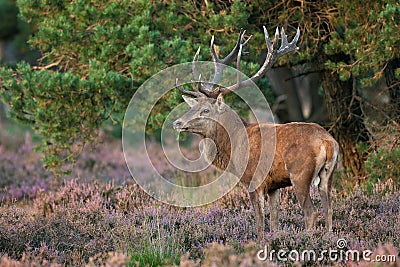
[318,156,337,232]
[250,189,265,240]
[291,170,318,231]
[268,189,280,232]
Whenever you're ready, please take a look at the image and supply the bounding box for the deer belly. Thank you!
[267,178,292,193]
[266,174,292,193]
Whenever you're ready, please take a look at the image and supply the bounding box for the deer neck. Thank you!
[203,112,247,172]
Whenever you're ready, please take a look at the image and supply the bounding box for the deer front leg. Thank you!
[268,189,280,232]
[250,189,265,240]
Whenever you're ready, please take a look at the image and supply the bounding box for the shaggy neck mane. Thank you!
[204,113,250,171]
[210,123,231,170]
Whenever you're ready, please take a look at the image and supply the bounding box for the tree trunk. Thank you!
[306,72,329,122]
[266,67,304,122]
[0,102,6,121]
[322,70,370,182]
[0,40,4,60]
[0,40,6,124]
[384,58,400,119]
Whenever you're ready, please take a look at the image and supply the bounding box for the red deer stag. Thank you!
[172,27,339,239]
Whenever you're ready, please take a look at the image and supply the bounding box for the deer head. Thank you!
[172,94,228,137]
[173,26,300,134]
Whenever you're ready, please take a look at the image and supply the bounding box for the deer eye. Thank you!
[202,109,210,114]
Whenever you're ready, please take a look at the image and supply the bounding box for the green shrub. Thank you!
[364,148,400,193]
[127,216,183,267]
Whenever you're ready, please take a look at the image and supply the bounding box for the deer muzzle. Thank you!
[173,120,187,132]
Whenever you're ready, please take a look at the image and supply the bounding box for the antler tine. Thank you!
[176,78,205,98]
[293,27,301,45]
[236,42,243,90]
[196,74,208,93]
[192,48,214,96]
[242,32,252,47]
[268,27,279,52]
[210,35,218,63]
[280,27,289,49]
[192,47,201,81]
[264,26,273,54]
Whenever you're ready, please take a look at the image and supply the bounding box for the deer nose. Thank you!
[173,120,182,129]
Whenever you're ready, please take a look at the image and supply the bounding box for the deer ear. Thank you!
[182,95,198,107]
[216,94,225,112]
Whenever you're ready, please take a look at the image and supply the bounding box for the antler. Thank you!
[220,26,300,95]
[175,78,205,98]
[176,26,300,98]
[207,29,252,88]
[191,29,252,98]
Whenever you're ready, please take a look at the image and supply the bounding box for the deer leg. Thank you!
[250,189,265,240]
[292,173,317,231]
[318,162,336,232]
[268,189,280,232]
[319,187,332,231]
